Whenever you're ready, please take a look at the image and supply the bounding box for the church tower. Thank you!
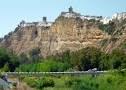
[43,17,47,23]
[69,6,73,13]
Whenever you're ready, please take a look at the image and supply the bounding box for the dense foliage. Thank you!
[0,48,19,71]
[22,71,126,90]
[0,46,126,72]
[16,60,70,72]
[16,47,126,72]
[23,77,54,89]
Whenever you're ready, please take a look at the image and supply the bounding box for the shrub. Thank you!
[70,47,103,71]
[23,77,38,88]
[109,49,126,69]
[36,78,55,89]
[65,77,81,87]
[16,60,70,72]
[65,76,98,90]
[0,47,20,72]
[24,77,55,89]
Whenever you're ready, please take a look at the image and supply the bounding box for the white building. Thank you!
[112,12,126,20]
[19,20,36,27]
[19,7,126,27]
[20,17,53,28]
[100,17,111,24]
[37,22,52,27]
[61,6,103,22]
[81,15,102,21]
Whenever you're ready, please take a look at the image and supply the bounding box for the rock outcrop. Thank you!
[0,7,111,57]
[0,17,109,57]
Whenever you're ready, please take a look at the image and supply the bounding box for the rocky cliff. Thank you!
[0,15,109,57]
[101,18,126,53]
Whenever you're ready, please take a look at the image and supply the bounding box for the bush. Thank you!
[23,72,126,90]
[65,76,98,90]
[0,47,20,71]
[23,77,38,88]
[109,49,126,69]
[65,77,81,87]
[36,78,54,89]
[16,59,70,72]
[70,47,103,71]
[24,77,55,89]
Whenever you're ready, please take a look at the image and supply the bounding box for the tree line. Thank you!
[0,47,126,72]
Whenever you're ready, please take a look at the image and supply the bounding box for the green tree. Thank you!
[109,49,126,69]
[99,54,111,70]
[0,48,10,68]
[70,47,103,71]
[0,47,20,71]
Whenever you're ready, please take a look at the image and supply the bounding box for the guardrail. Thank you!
[1,71,109,77]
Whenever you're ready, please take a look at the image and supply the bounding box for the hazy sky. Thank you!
[0,0,126,37]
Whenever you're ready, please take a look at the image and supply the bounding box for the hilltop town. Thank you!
[0,7,126,57]
[18,6,126,28]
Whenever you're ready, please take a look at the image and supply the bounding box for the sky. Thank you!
[0,0,126,37]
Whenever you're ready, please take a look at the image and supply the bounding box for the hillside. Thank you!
[100,18,126,53]
[0,7,109,57]
[0,7,126,57]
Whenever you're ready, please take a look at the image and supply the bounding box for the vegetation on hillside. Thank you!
[16,47,126,72]
[98,21,116,35]
[0,47,126,72]
[0,48,19,71]
[22,71,126,90]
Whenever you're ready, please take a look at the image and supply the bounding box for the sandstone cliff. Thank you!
[101,19,126,53]
[0,15,109,57]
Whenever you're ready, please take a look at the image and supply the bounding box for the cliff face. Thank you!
[101,19,126,53]
[51,17,108,52]
[0,16,109,57]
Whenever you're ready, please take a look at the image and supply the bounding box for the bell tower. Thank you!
[69,6,73,13]
[43,17,47,23]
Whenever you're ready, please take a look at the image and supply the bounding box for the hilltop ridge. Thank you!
[0,7,126,57]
